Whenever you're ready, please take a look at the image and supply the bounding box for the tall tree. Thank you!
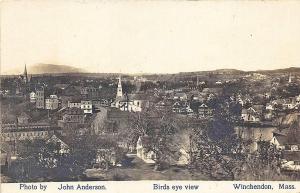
[191,97,249,180]
[129,108,177,170]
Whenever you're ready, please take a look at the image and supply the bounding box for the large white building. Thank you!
[45,95,59,110]
[81,100,93,114]
[112,77,150,112]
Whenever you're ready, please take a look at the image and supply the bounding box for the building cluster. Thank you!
[1,65,300,175]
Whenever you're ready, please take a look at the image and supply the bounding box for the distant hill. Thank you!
[254,67,300,74]
[2,64,299,77]
[28,63,86,74]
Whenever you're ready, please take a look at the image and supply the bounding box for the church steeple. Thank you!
[23,64,28,84]
[288,73,292,83]
[116,76,123,98]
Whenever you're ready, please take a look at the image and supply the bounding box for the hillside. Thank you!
[28,63,85,74]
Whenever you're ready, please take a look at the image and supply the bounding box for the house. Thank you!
[271,125,300,171]
[235,124,277,152]
[172,101,192,114]
[198,103,213,118]
[45,95,59,110]
[185,105,194,115]
[266,103,275,111]
[241,105,264,122]
[37,135,70,168]
[282,98,297,110]
[236,95,253,107]
[136,136,156,164]
[155,99,173,111]
[215,80,222,85]
[58,107,85,128]
[128,93,152,112]
[92,99,110,109]
[172,101,183,113]
[271,130,300,151]
[271,134,288,150]
[30,91,36,103]
[81,100,93,114]
[173,93,188,101]
[114,93,151,112]
[46,135,70,154]
[68,99,82,108]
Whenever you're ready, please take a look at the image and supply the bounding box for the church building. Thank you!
[112,76,151,112]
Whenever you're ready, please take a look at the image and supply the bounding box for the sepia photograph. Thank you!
[1,0,300,187]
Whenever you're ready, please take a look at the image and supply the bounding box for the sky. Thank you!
[1,0,300,75]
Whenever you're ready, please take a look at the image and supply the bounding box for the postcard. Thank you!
[0,0,300,193]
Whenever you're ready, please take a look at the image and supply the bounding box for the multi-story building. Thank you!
[35,86,45,109]
[58,108,85,128]
[81,100,93,114]
[45,95,59,110]
[1,124,62,142]
[68,100,82,108]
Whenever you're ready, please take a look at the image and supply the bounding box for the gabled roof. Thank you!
[199,103,209,108]
[274,135,288,145]
[47,135,69,148]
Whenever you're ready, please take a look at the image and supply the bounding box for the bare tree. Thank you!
[129,108,178,170]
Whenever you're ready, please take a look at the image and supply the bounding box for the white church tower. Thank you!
[288,73,292,83]
[116,76,123,98]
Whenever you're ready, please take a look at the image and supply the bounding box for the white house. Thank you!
[136,136,156,164]
[81,100,93,114]
[30,91,36,103]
